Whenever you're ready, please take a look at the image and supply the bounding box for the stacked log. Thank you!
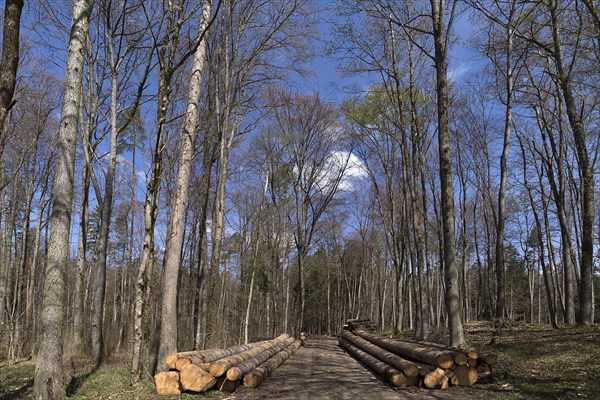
[339,319,497,391]
[243,339,303,388]
[155,333,301,395]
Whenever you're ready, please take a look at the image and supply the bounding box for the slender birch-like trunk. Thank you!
[157,0,213,370]
[34,0,92,397]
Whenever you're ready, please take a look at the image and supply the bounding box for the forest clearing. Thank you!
[2,321,599,399]
[1,0,599,399]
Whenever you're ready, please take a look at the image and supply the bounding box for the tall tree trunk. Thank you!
[91,44,121,368]
[193,142,214,350]
[548,1,594,324]
[34,0,92,397]
[430,0,464,347]
[0,0,23,154]
[157,0,212,370]
[492,2,515,344]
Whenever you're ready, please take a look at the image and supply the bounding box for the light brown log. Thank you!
[154,371,180,395]
[338,338,415,388]
[406,339,477,363]
[423,368,448,389]
[467,358,478,367]
[353,329,454,369]
[215,376,240,392]
[341,330,419,377]
[477,352,498,366]
[440,375,450,390]
[175,356,211,372]
[243,339,302,388]
[179,364,217,392]
[450,365,478,386]
[209,334,290,377]
[391,372,419,388]
[166,340,269,370]
[165,353,181,370]
[226,337,293,381]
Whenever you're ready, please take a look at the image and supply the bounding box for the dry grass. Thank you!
[1,322,599,399]
[400,321,600,399]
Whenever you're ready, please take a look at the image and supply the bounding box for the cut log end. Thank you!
[467,350,478,360]
[180,364,217,392]
[437,354,454,369]
[175,357,192,371]
[453,352,468,366]
[403,364,419,378]
[391,372,419,388]
[165,354,179,370]
[243,372,260,388]
[423,368,447,389]
[208,361,228,378]
[450,365,478,387]
[154,371,181,395]
[226,367,241,381]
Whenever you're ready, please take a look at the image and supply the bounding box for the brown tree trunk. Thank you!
[548,1,594,324]
[430,0,465,347]
[0,0,23,152]
[492,1,515,344]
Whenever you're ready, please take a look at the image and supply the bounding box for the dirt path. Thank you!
[231,336,454,400]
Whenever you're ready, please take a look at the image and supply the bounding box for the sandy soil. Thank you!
[230,336,455,400]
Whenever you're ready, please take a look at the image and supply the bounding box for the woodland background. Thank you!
[0,0,599,398]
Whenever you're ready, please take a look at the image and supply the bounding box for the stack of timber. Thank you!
[155,333,303,395]
[339,319,497,391]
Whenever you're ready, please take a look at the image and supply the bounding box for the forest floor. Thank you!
[1,321,599,399]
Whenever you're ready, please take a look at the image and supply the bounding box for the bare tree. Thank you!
[34,0,92,398]
[157,0,215,371]
[262,88,349,333]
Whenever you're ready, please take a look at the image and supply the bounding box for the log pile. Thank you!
[339,319,497,391]
[155,333,302,395]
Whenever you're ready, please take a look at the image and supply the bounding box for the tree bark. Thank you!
[548,1,595,324]
[338,338,417,388]
[341,330,419,377]
[0,0,23,151]
[208,334,290,378]
[352,329,454,369]
[242,339,302,388]
[226,338,292,381]
[157,0,213,370]
[492,0,515,344]
[34,0,92,398]
[430,0,465,347]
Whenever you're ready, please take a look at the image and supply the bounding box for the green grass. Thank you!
[67,366,227,399]
[0,359,35,399]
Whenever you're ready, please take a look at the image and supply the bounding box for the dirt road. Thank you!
[232,335,455,400]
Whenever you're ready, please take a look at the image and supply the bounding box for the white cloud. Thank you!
[321,150,367,192]
[449,63,470,82]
